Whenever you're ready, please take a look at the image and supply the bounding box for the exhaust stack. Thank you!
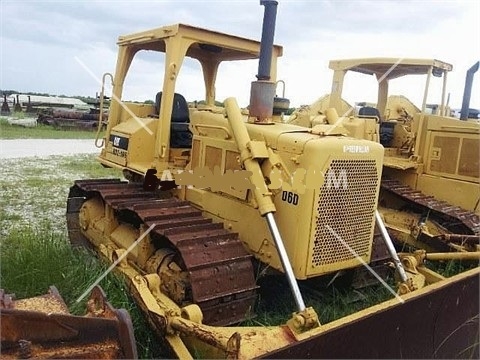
[249,0,278,123]
[460,61,479,120]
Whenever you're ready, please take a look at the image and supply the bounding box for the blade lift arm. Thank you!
[225,97,320,334]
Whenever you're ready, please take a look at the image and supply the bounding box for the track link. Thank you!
[67,178,258,326]
[381,179,480,236]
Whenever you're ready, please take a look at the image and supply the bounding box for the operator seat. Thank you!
[358,106,381,121]
[359,106,394,147]
[155,92,192,148]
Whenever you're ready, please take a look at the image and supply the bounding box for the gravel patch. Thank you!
[0,139,100,159]
[0,154,118,237]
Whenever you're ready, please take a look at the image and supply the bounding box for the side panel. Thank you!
[100,117,157,175]
[426,132,480,183]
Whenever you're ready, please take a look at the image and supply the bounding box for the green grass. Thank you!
[0,228,164,358]
[61,156,120,177]
[428,258,478,277]
[0,116,102,139]
[242,270,394,327]
[0,154,165,357]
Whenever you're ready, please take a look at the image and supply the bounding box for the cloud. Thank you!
[1,0,478,109]
[277,0,479,108]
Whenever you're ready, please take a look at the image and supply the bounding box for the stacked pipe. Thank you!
[37,108,107,129]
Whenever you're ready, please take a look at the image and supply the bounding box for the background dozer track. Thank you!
[381,178,480,236]
[380,178,480,251]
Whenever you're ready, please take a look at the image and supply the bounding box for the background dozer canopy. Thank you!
[328,57,453,118]
[328,57,453,79]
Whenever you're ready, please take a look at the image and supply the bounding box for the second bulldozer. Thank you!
[289,57,480,252]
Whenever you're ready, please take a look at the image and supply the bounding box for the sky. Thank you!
[1,0,479,110]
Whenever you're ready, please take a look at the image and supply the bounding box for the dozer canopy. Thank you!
[117,23,283,63]
[102,22,284,172]
[328,57,453,80]
[328,57,453,118]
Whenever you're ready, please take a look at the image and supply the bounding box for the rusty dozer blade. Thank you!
[109,239,479,359]
[257,267,479,359]
[0,285,137,359]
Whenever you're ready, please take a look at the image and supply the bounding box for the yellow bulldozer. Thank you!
[289,57,480,253]
[56,1,480,358]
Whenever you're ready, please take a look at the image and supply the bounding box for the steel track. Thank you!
[67,178,258,326]
[381,178,480,236]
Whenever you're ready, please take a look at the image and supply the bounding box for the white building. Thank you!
[6,94,89,110]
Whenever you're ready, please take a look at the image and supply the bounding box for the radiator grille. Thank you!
[313,160,378,267]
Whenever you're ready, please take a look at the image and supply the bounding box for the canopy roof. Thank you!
[117,23,283,62]
[328,58,453,80]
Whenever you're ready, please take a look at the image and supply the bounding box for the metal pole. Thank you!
[440,70,447,116]
[257,0,278,80]
[425,252,480,261]
[375,210,409,283]
[265,212,306,311]
[460,61,479,120]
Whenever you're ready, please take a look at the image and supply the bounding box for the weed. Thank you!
[243,271,394,327]
[0,226,164,358]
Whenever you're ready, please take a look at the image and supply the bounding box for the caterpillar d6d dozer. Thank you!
[66,2,479,358]
[289,58,480,253]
